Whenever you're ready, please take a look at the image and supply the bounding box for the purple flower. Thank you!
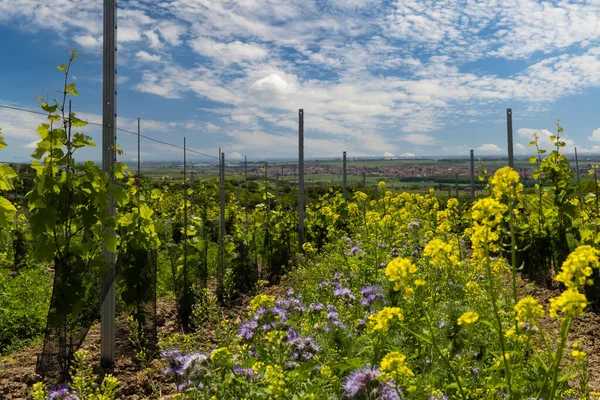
[238,320,258,340]
[333,283,355,300]
[308,302,324,312]
[49,384,79,400]
[233,365,258,380]
[391,247,400,257]
[343,367,399,399]
[360,285,384,307]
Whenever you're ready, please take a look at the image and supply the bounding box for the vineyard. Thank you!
[2,56,600,400]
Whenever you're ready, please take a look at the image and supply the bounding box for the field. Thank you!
[3,59,600,400]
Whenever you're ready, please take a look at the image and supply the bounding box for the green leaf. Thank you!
[103,231,117,253]
[139,203,153,220]
[0,196,16,228]
[108,184,128,206]
[118,212,135,226]
[66,82,79,96]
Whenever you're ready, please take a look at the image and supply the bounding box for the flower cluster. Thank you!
[343,367,399,400]
[490,166,522,200]
[555,245,600,289]
[514,297,544,327]
[549,289,587,319]
[423,239,458,266]
[379,351,414,383]
[385,258,417,291]
[457,311,479,326]
[368,307,404,333]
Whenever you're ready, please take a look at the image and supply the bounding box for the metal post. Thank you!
[343,151,347,200]
[575,147,583,210]
[455,173,459,198]
[218,150,225,296]
[101,0,117,368]
[298,109,305,253]
[244,156,248,209]
[190,171,194,204]
[276,173,280,203]
[507,108,514,168]
[470,149,475,201]
[137,118,141,184]
[183,139,188,323]
[237,183,241,211]
[265,162,269,211]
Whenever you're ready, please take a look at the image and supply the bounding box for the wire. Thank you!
[0,103,219,159]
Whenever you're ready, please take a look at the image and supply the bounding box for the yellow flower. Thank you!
[302,242,317,254]
[385,258,417,291]
[571,341,586,361]
[423,239,457,266]
[514,296,545,326]
[368,307,404,333]
[555,245,600,289]
[457,311,479,325]
[472,198,507,227]
[380,351,414,382]
[549,288,587,319]
[355,191,368,201]
[250,294,276,312]
[378,181,386,189]
[489,166,521,200]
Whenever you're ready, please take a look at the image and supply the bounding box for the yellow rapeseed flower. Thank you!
[514,296,544,326]
[490,166,521,200]
[457,311,479,325]
[250,294,276,312]
[380,351,414,382]
[423,239,457,266]
[385,258,417,291]
[549,288,587,319]
[555,245,600,289]
[368,307,404,333]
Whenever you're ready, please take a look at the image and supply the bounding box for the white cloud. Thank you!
[230,151,242,159]
[589,128,600,142]
[73,35,101,49]
[516,128,577,153]
[136,51,162,63]
[384,152,395,157]
[476,143,503,153]
[403,134,437,146]
[189,37,268,64]
[400,152,416,157]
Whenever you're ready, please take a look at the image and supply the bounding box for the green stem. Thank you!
[548,316,572,400]
[484,240,513,396]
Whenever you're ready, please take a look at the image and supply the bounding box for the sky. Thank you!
[1,0,600,163]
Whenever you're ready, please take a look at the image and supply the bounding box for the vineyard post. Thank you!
[343,151,347,200]
[237,182,241,211]
[137,118,141,186]
[101,0,117,368]
[470,149,475,201]
[244,156,248,209]
[298,109,305,253]
[265,162,269,212]
[575,147,583,210]
[507,108,514,168]
[276,172,279,203]
[218,151,226,295]
[183,138,188,311]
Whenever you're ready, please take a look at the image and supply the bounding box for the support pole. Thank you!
[298,109,305,253]
[470,149,475,201]
[507,108,514,168]
[265,162,269,211]
[137,118,141,184]
[343,151,347,200]
[276,172,280,203]
[575,147,583,210]
[244,156,248,209]
[101,0,117,368]
[218,150,225,298]
[183,138,188,325]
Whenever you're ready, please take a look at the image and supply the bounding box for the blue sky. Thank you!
[2,0,600,162]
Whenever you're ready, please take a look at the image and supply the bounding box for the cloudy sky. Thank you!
[1,0,600,162]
